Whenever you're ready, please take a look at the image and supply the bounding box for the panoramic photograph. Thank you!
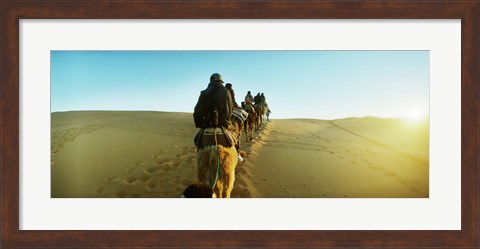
[51,50,429,198]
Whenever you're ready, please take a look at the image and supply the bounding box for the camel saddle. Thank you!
[194,127,238,149]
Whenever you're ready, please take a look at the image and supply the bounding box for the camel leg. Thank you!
[251,121,254,139]
[224,146,238,198]
[223,155,237,198]
[250,120,255,140]
[225,172,235,198]
[215,182,224,198]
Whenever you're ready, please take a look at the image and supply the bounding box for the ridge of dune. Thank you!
[328,120,428,165]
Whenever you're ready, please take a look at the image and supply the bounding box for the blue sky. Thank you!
[51,51,429,120]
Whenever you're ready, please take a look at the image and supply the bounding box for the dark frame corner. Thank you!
[1,0,478,248]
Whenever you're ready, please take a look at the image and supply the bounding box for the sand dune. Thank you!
[248,118,428,198]
[51,111,428,198]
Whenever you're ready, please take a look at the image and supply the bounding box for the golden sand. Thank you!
[51,111,428,198]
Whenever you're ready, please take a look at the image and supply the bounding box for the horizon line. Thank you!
[50,109,429,121]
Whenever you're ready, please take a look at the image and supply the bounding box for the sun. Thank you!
[406,109,423,123]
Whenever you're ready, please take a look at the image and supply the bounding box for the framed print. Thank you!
[20,20,458,231]
[1,0,478,248]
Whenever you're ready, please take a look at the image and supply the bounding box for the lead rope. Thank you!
[211,128,221,190]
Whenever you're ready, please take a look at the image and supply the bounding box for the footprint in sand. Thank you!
[145,165,162,174]
[96,187,104,195]
[172,161,181,168]
[235,182,248,189]
[173,186,183,194]
[130,193,142,198]
[125,176,138,184]
[384,172,398,178]
[162,160,173,165]
[182,147,196,154]
[180,179,192,186]
[162,161,175,169]
[107,177,120,183]
[134,161,145,167]
[176,153,191,160]
[160,189,173,196]
[362,158,372,166]
[116,190,128,198]
[139,175,151,182]
[236,168,245,174]
[234,188,252,198]
[159,180,171,187]
[147,181,158,190]
[156,149,166,155]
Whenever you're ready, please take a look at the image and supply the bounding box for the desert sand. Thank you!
[51,111,428,198]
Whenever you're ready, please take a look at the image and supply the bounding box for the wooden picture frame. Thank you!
[1,0,478,248]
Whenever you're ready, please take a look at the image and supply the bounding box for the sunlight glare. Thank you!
[406,109,422,123]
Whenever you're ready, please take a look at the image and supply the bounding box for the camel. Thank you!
[194,110,244,198]
[254,102,266,131]
[243,103,256,141]
[232,108,246,137]
[196,144,237,198]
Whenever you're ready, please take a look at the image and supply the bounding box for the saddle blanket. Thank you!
[233,107,249,122]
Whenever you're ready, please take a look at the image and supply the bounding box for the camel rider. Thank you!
[225,83,245,162]
[193,73,240,159]
[260,93,266,104]
[244,91,255,114]
[225,83,241,109]
[254,93,261,105]
[245,91,254,105]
